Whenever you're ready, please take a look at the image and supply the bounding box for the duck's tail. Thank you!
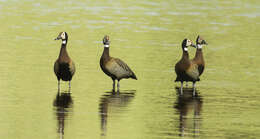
[131,73,137,80]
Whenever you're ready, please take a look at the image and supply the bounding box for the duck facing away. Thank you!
[54,32,76,92]
[175,38,197,95]
[100,35,137,92]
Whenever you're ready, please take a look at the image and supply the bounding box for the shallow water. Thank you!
[0,0,260,139]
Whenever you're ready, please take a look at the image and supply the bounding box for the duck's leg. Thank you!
[117,80,120,93]
[58,80,60,93]
[192,82,196,96]
[69,81,71,93]
[180,82,183,95]
[112,79,115,92]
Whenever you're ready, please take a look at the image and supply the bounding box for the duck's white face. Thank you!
[196,36,208,49]
[55,32,68,44]
[186,39,192,47]
[60,32,66,40]
[183,39,192,51]
[55,32,67,41]
[103,35,110,47]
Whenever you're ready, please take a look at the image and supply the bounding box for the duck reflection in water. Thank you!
[174,87,203,138]
[53,91,73,139]
[99,90,136,137]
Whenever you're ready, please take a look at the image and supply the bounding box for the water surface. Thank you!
[0,0,260,139]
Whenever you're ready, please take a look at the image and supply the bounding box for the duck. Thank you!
[190,35,207,92]
[175,38,197,95]
[100,35,137,92]
[54,32,76,92]
[192,35,207,76]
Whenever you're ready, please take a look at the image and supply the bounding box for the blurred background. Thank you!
[0,0,260,138]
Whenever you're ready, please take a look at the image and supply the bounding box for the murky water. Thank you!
[0,0,260,138]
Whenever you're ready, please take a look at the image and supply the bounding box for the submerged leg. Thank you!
[117,80,120,92]
[112,80,115,92]
[192,82,196,96]
[180,82,183,95]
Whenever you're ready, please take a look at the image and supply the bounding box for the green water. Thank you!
[0,0,260,139]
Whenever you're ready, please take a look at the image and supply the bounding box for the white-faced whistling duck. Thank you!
[191,35,208,92]
[175,38,197,95]
[192,35,208,76]
[54,32,76,92]
[100,35,137,92]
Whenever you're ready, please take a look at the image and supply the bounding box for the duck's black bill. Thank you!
[202,40,208,45]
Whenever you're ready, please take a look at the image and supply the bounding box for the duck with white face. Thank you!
[194,35,207,75]
[188,35,208,95]
[100,35,137,92]
[175,38,197,95]
[54,32,75,93]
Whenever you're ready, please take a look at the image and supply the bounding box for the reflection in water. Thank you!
[174,87,203,138]
[99,90,136,137]
[53,92,73,139]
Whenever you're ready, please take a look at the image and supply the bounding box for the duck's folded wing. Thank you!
[106,58,135,78]
[54,60,59,76]
[186,63,200,80]
[69,60,76,76]
[115,58,133,72]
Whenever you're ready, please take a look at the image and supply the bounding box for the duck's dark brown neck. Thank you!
[194,47,203,60]
[58,41,70,61]
[182,50,189,60]
[101,47,110,61]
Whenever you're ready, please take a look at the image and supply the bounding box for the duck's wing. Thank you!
[114,58,133,72]
[69,60,76,76]
[54,60,59,76]
[198,65,204,76]
[175,60,183,75]
[106,58,137,79]
[186,62,200,81]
